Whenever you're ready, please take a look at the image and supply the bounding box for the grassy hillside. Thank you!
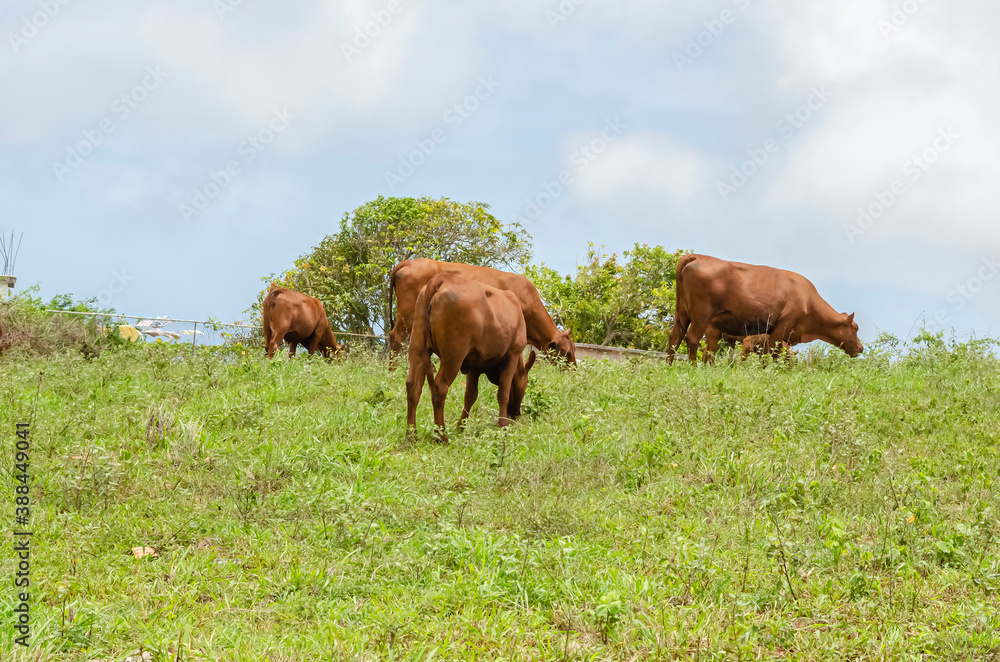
[1,336,999,661]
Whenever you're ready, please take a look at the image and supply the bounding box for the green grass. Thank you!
[1,335,999,661]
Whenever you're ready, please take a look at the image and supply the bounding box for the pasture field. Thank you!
[1,336,999,661]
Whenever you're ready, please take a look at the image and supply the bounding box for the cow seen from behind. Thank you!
[262,286,342,359]
[406,273,536,441]
[389,258,575,364]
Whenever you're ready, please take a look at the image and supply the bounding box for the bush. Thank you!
[0,286,116,357]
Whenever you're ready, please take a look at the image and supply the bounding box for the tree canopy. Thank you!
[255,196,531,337]
[525,244,687,350]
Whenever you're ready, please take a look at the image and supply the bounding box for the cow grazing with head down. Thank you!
[406,273,536,440]
[389,258,575,365]
[667,254,862,363]
[262,286,342,359]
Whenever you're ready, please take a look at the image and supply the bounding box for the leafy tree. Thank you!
[526,244,688,350]
[254,196,531,337]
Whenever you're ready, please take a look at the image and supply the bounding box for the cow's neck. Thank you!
[524,309,559,348]
[799,298,843,345]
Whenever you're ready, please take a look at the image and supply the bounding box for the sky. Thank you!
[1,0,998,341]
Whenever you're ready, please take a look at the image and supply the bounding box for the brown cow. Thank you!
[389,259,575,364]
[406,273,537,440]
[703,326,794,361]
[667,254,862,363]
[262,286,342,359]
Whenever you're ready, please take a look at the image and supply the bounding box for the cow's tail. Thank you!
[675,253,698,285]
[411,275,447,376]
[388,262,404,332]
[262,286,280,347]
[674,253,698,312]
[666,254,699,358]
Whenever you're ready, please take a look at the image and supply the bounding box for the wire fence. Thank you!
[38,309,699,362]
[41,310,387,352]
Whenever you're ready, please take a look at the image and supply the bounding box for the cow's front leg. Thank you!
[763,323,793,360]
[495,355,519,427]
[458,372,480,430]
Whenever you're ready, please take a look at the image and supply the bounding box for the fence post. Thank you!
[192,322,197,355]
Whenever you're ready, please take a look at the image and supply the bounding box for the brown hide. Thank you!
[704,326,794,360]
[668,254,862,363]
[389,258,575,364]
[405,273,536,439]
[262,287,341,359]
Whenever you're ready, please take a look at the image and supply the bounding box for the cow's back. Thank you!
[265,287,323,335]
[680,255,814,307]
[678,255,823,335]
[424,275,525,354]
[406,259,535,307]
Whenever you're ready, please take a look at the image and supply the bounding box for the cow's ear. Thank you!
[525,350,537,372]
[846,313,855,324]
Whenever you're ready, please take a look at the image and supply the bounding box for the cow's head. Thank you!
[547,330,577,366]
[320,333,343,360]
[507,350,537,420]
[836,312,863,357]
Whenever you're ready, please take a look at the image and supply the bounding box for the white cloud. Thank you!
[0,0,490,146]
[573,131,712,214]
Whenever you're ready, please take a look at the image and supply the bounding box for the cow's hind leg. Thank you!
[266,325,286,359]
[667,311,691,365]
[405,351,430,439]
[264,324,274,358]
[684,317,711,363]
[429,354,462,442]
[703,326,721,365]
